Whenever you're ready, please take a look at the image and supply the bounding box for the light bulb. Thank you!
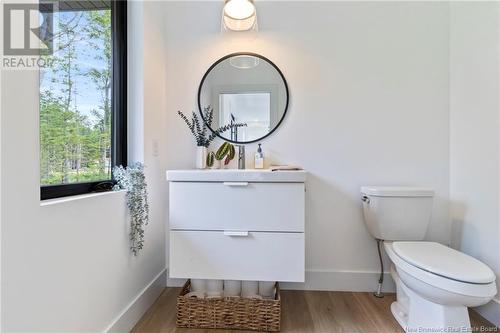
[224,0,255,20]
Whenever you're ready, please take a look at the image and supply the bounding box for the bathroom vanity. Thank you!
[167,169,306,282]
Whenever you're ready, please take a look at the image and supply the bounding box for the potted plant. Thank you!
[206,151,219,169]
[178,106,245,169]
[215,142,236,169]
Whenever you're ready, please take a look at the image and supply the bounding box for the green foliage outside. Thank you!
[40,9,112,186]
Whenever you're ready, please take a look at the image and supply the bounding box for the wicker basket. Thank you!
[176,280,281,332]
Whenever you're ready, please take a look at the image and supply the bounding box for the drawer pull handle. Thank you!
[223,182,249,187]
[224,231,249,237]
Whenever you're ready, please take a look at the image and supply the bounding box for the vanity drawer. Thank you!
[169,182,304,232]
[169,230,304,282]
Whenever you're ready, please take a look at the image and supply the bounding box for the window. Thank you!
[40,1,126,200]
[219,92,272,142]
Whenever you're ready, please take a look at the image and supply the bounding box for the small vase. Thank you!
[196,146,207,169]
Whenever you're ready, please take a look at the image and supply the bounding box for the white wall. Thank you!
[3,1,498,330]
[0,2,168,332]
[449,2,500,325]
[162,1,451,291]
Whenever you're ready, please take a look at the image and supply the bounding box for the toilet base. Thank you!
[390,265,471,333]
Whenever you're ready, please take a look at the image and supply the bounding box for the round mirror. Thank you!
[198,53,289,144]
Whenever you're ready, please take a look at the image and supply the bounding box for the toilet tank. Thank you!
[361,186,434,241]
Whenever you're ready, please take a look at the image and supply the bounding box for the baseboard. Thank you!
[281,269,395,292]
[105,269,167,333]
[474,297,500,327]
[167,274,187,288]
[166,269,395,293]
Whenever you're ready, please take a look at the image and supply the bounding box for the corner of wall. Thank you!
[105,269,166,333]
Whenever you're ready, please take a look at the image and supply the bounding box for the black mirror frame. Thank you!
[197,52,289,145]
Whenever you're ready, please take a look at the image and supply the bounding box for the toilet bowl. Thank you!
[384,241,496,332]
[360,186,497,332]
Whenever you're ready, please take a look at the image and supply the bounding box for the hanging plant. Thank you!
[113,162,149,256]
[177,106,246,148]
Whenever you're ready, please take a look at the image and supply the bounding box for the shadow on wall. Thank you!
[303,173,389,272]
[449,201,468,251]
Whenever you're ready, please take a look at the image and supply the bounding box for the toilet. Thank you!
[361,186,497,332]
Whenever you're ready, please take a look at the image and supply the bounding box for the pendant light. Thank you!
[222,0,258,32]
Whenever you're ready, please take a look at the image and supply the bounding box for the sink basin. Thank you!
[166,169,307,182]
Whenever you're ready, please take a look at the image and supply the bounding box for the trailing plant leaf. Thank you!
[113,163,149,256]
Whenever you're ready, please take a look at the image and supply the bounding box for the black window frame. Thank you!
[40,0,127,200]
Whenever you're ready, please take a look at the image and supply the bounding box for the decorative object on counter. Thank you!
[196,146,208,169]
[177,107,247,147]
[215,141,236,168]
[177,280,281,331]
[206,151,217,169]
[269,164,303,171]
[254,143,264,169]
[113,163,149,256]
[178,107,245,169]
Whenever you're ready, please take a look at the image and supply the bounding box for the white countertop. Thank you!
[166,169,307,182]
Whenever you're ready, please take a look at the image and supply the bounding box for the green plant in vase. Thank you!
[177,106,246,169]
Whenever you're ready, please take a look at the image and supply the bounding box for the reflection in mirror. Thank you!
[199,53,289,144]
[219,92,270,141]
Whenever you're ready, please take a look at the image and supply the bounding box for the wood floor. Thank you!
[132,288,497,333]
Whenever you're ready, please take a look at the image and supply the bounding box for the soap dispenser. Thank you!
[254,144,264,169]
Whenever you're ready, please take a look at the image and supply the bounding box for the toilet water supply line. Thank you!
[374,238,384,298]
[362,194,384,298]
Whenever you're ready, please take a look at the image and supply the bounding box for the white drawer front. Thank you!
[169,230,305,282]
[169,182,304,232]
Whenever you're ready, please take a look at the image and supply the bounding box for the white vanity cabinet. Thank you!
[167,169,306,282]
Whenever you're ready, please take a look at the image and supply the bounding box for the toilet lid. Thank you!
[392,241,496,284]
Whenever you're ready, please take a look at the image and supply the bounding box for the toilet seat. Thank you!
[384,241,497,299]
[392,241,496,284]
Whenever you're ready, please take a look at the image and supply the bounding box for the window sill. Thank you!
[40,189,126,207]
